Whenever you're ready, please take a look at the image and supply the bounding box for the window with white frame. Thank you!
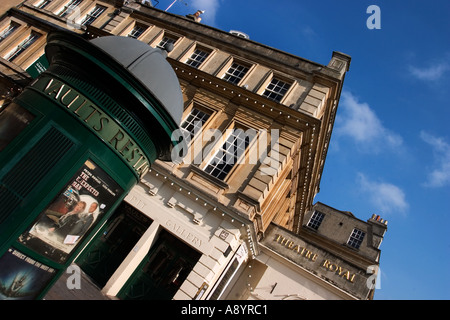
[0,22,20,43]
[4,31,41,62]
[127,24,147,39]
[34,0,52,9]
[59,0,83,18]
[203,126,254,180]
[80,5,106,26]
[185,48,209,69]
[180,107,210,141]
[156,35,177,50]
[262,77,291,103]
[347,228,365,249]
[222,62,249,85]
[307,211,325,230]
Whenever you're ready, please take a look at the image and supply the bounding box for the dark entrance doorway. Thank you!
[118,229,201,300]
[76,202,152,288]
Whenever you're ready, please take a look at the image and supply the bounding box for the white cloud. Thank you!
[301,26,317,38]
[420,131,450,188]
[335,91,403,153]
[190,0,221,26]
[408,62,450,81]
[357,173,409,215]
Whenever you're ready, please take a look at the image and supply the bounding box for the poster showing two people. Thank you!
[17,159,123,264]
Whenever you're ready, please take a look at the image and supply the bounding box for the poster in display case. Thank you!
[18,159,123,264]
[0,248,56,300]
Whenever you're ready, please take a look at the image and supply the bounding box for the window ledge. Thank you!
[303,225,319,233]
[343,243,361,252]
[189,164,229,190]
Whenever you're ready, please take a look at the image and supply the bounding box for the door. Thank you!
[118,229,201,300]
[76,202,152,287]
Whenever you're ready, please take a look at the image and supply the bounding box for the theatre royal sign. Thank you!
[261,225,373,299]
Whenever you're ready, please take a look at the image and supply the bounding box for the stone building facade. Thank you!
[0,0,387,300]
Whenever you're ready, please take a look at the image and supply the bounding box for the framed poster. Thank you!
[18,159,123,264]
[0,248,56,300]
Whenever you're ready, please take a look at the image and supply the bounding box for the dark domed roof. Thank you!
[90,36,183,125]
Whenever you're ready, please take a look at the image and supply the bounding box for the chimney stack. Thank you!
[368,214,388,249]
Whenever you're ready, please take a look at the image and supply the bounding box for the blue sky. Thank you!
[160,0,450,299]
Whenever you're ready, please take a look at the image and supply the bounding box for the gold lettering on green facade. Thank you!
[119,138,134,156]
[94,116,110,132]
[40,77,149,177]
[273,234,355,283]
[60,88,80,109]
[45,79,66,100]
[109,129,126,149]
